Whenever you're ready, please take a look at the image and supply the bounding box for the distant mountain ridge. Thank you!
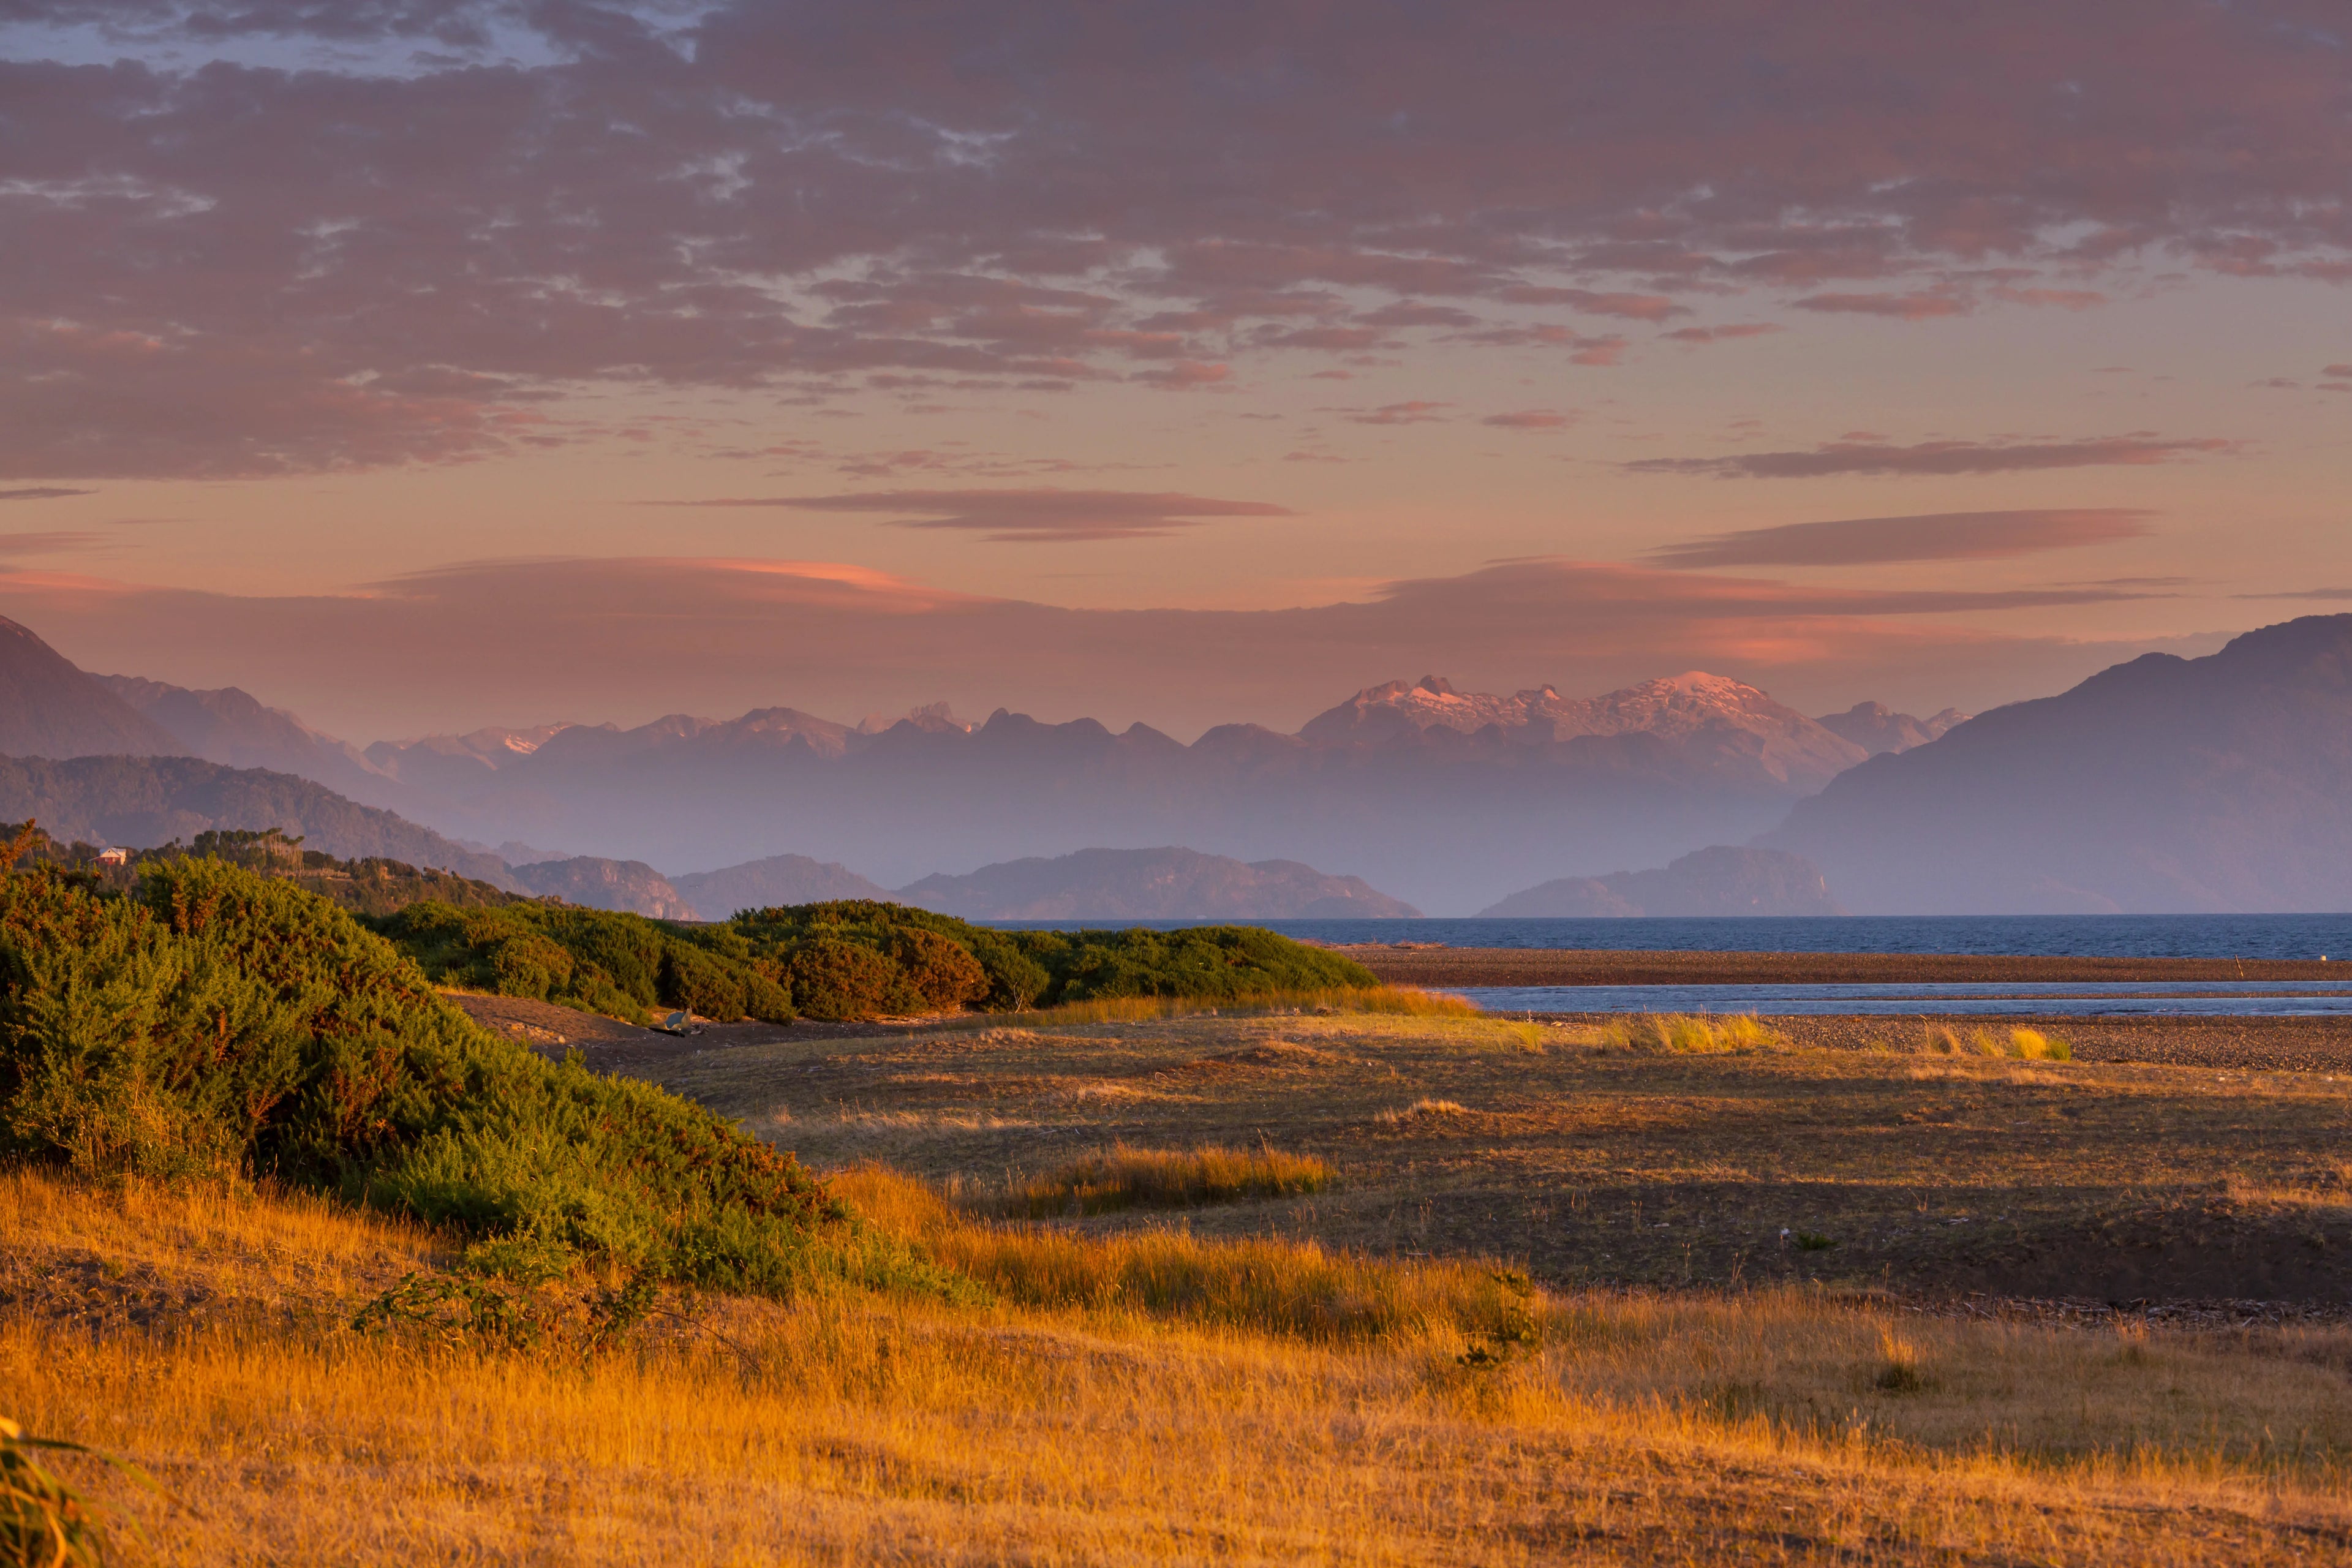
[896,846,1419,920]
[0,753,516,886]
[0,619,187,761]
[1814,701,1970,756]
[1301,671,1867,786]
[97,673,400,805]
[1766,615,2352,913]
[1480,846,1842,918]
[326,677,1909,911]
[510,856,695,921]
[673,854,892,919]
[0,611,1996,912]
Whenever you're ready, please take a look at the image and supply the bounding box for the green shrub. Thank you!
[0,860,847,1289]
[728,902,1374,1016]
[370,901,795,1025]
[787,937,913,1020]
[374,890,1378,1027]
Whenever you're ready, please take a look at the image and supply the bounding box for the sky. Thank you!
[1,0,2347,742]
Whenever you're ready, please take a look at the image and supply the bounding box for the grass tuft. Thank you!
[1006,1143,1332,1216]
[1872,1329,1928,1393]
[1918,1025,2075,1060]
[1602,1013,1785,1054]
[833,1166,1539,1344]
[1377,1098,1469,1125]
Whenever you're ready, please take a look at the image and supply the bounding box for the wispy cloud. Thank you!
[2236,587,2352,601]
[657,488,1297,543]
[1626,435,2235,480]
[0,531,109,556]
[1648,510,2157,568]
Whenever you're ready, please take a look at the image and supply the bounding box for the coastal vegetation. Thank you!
[4,854,2351,1559]
[378,894,1381,1025]
[7,1158,2348,1563]
[0,853,861,1294]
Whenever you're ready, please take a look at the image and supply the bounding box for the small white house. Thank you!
[96,846,130,866]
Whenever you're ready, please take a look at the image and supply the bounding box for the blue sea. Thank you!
[992,914,2352,1017]
[993,913,2352,960]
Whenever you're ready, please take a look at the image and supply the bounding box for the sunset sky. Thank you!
[2,1,2347,741]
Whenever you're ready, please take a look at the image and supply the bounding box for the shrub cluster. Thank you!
[372,900,797,1025]
[726,902,1379,1020]
[374,893,1381,1027]
[0,859,847,1291]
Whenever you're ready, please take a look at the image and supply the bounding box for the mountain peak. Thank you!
[0,620,186,761]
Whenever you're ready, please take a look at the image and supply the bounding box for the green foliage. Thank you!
[369,900,793,1025]
[725,901,1375,1020]
[375,888,1375,1028]
[1,1413,164,1568]
[0,859,846,1290]
[351,1267,661,1358]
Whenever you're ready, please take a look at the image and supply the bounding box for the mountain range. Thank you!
[898,846,1420,920]
[19,608,2352,914]
[1767,616,2352,913]
[225,669,1920,911]
[1479,846,1842,918]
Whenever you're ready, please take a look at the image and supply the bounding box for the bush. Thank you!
[787,937,913,1020]
[379,892,1381,1027]
[372,901,795,1025]
[0,859,846,1289]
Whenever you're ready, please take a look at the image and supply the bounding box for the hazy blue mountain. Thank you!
[1814,701,1970,756]
[895,846,1420,919]
[509,855,695,919]
[97,673,400,806]
[671,854,891,920]
[1480,846,1842,917]
[336,677,1872,913]
[1766,616,2352,913]
[0,619,186,761]
[0,753,516,885]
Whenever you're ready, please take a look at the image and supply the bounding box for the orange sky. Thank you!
[2,2,2346,740]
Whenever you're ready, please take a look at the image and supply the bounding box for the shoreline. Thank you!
[1341,944,2344,987]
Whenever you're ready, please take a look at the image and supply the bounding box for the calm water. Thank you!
[995,914,2352,961]
[1454,981,2352,1018]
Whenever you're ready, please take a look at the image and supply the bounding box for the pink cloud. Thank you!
[0,5,2347,476]
[1793,292,1973,320]
[1482,410,1576,431]
[1660,324,1784,345]
[1628,434,2237,479]
[1338,401,1452,426]
[1648,508,2158,567]
[659,488,1296,543]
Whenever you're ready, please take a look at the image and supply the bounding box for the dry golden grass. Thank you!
[968,984,1480,1027]
[1917,1024,2077,1060]
[6,1166,2352,1564]
[650,1008,2352,1300]
[1002,1142,1333,1217]
[1600,1012,1787,1054]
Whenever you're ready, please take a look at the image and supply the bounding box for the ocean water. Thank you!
[1453,981,2352,1018]
[993,913,2352,961]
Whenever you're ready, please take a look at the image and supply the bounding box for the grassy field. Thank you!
[647,1009,2352,1302]
[11,1007,2352,1562]
[8,1163,2352,1565]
